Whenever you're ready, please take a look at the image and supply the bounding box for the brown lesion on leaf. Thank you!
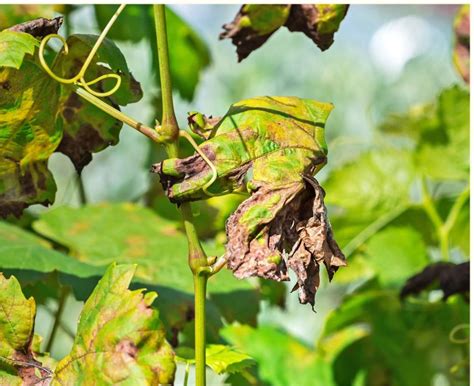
[115,339,138,362]
[226,176,346,307]
[10,342,52,386]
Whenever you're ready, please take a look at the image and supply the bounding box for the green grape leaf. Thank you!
[0,221,103,278]
[54,34,143,172]
[453,5,469,84]
[0,30,38,69]
[221,4,349,61]
[154,96,346,306]
[0,273,51,385]
[0,58,61,217]
[379,86,469,182]
[364,226,429,286]
[176,344,254,375]
[94,5,211,101]
[53,264,176,385]
[323,289,469,386]
[32,203,260,334]
[222,325,339,386]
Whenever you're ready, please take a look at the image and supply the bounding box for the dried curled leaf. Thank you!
[153,96,346,305]
[453,5,470,84]
[400,262,470,301]
[7,16,63,38]
[220,4,349,61]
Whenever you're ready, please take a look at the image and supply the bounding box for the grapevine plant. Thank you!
[0,4,470,386]
[0,4,350,385]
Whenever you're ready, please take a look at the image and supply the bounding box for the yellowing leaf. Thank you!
[154,96,346,306]
[0,59,61,217]
[53,264,175,385]
[0,30,38,69]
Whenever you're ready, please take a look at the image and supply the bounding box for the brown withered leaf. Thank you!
[400,262,470,301]
[7,16,63,38]
[220,4,349,61]
[226,175,346,307]
[285,5,349,51]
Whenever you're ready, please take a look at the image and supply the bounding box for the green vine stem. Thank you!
[45,287,69,353]
[421,177,469,261]
[153,5,209,386]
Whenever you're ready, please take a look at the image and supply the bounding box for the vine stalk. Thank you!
[153,5,209,386]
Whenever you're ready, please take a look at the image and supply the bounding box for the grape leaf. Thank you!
[323,288,469,386]
[221,324,360,386]
[0,221,102,278]
[94,5,210,101]
[379,86,469,182]
[0,55,61,217]
[53,264,175,385]
[154,96,346,306]
[0,273,50,385]
[364,226,429,286]
[32,203,261,336]
[54,34,143,172]
[453,5,469,84]
[176,344,254,375]
[221,4,349,61]
[0,30,38,69]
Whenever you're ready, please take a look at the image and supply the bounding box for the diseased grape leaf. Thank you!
[0,30,38,69]
[7,16,63,39]
[54,34,143,172]
[400,261,469,300]
[0,56,61,217]
[0,273,50,385]
[94,5,211,101]
[153,96,346,306]
[32,203,261,339]
[53,264,176,385]
[220,5,291,62]
[453,5,470,84]
[221,4,349,61]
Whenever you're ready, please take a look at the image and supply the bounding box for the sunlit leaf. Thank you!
[154,96,346,306]
[53,264,176,385]
[0,273,50,385]
[0,30,38,69]
[0,56,60,217]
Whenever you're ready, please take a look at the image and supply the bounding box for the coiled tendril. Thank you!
[39,4,126,98]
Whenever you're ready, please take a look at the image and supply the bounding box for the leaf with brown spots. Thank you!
[154,96,346,306]
[53,264,176,385]
[220,4,349,61]
[54,34,143,172]
[0,43,61,217]
[0,273,52,386]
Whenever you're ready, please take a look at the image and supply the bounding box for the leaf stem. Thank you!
[77,172,88,205]
[194,274,207,386]
[45,287,69,353]
[153,5,209,386]
[73,86,161,142]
